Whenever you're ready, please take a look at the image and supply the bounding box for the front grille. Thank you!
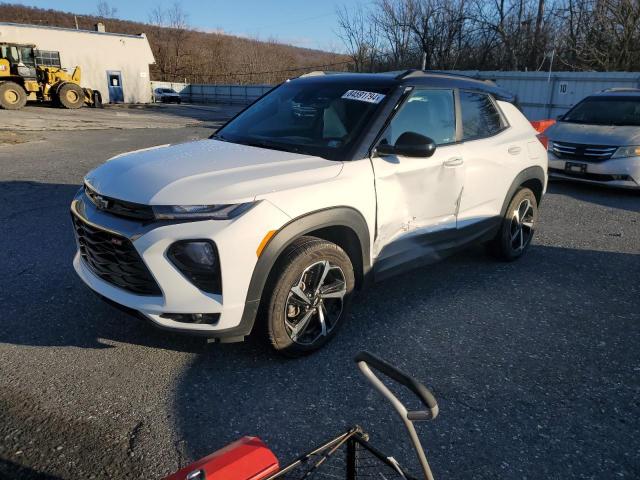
[84,184,155,220]
[72,214,162,296]
[550,141,617,162]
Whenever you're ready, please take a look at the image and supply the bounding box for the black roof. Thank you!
[293,69,515,102]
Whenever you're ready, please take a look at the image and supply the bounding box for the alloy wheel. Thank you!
[510,198,535,252]
[284,260,347,345]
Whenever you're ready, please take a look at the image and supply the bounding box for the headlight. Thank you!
[612,146,640,159]
[152,202,256,220]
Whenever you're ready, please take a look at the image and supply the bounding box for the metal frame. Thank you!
[356,361,436,480]
[263,427,417,480]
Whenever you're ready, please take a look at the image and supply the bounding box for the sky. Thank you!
[10,0,370,51]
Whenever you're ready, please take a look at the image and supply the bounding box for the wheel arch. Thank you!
[230,206,372,340]
[500,166,546,217]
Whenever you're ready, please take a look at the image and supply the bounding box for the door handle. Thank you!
[508,146,522,155]
[443,157,464,168]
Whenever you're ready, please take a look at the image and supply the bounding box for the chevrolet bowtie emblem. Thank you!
[95,196,109,210]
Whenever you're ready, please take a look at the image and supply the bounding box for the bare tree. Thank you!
[373,0,414,68]
[335,5,381,71]
[407,0,471,70]
[96,1,117,18]
[148,2,192,81]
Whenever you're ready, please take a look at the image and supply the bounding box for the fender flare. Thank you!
[219,207,372,341]
[499,165,546,217]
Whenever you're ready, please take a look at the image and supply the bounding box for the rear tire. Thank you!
[58,83,84,109]
[488,187,538,261]
[0,82,27,110]
[266,236,355,357]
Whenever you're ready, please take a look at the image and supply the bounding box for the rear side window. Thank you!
[460,91,504,140]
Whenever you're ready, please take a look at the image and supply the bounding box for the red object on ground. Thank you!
[164,436,280,480]
[530,119,556,133]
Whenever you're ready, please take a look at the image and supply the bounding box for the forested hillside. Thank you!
[0,3,350,84]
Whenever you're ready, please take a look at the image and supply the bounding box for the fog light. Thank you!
[160,313,220,324]
[167,240,222,294]
[181,241,216,266]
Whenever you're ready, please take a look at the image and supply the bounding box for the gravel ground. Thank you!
[0,103,241,132]
[0,106,638,479]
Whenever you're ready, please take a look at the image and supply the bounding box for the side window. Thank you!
[382,89,456,146]
[460,91,504,140]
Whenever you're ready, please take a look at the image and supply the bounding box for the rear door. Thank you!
[456,91,522,229]
[370,88,466,276]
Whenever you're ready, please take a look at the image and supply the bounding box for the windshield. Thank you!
[215,81,392,160]
[562,96,640,126]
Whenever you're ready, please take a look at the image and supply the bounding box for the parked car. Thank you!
[545,88,640,189]
[71,70,547,356]
[154,87,182,103]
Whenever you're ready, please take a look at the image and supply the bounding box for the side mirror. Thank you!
[376,132,437,158]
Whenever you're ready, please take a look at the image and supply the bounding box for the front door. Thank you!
[370,88,466,277]
[107,71,123,103]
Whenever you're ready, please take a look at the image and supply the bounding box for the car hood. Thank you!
[547,121,640,145]
[85,139,343,205]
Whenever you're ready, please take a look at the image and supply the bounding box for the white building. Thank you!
[0,22,155,103]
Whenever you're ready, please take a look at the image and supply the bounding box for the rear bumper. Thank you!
[548,154,640,189]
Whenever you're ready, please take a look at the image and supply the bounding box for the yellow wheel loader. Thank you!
[0,43,99,110]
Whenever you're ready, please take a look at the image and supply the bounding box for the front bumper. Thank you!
[71,190,290,339]
[548,153,640,189]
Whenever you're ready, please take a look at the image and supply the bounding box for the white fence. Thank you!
[442,71,640,120]
[150,82,271,105]
[153,71,640,120]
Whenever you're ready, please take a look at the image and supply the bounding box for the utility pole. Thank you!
[74,15,79,30]
[421,51,426,70]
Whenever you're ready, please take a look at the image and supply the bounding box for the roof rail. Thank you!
[600,87,640,93]
[394,69,498,84]
[298,71,351,78]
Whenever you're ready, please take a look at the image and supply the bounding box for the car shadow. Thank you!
[0,459,63,480]
[169,244,639,479]
[0,181,209,353]
[547,178,639,212]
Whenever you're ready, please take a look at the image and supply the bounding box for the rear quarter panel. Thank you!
[457,101,546,227]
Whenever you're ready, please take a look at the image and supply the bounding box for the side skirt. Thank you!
[372,217,501,282]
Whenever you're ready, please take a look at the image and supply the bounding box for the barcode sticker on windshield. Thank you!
[342,90,386,104]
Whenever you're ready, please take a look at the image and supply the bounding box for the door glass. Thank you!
[110,75,120,87]
[460,91,504,140]
[19,47,35,66]
[381,89,456,146]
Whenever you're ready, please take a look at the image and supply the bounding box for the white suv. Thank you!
[71,71,547,356]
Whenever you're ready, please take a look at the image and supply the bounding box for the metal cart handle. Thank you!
[354,351,438,421]
[354,351,438,480]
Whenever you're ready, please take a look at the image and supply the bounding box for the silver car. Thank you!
[546,88,640,189]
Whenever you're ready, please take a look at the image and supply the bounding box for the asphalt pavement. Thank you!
[0,105,638,479]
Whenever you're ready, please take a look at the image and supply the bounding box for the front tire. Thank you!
[266,236,355,357]
[58,83,84,109]
[488,187,538,261]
